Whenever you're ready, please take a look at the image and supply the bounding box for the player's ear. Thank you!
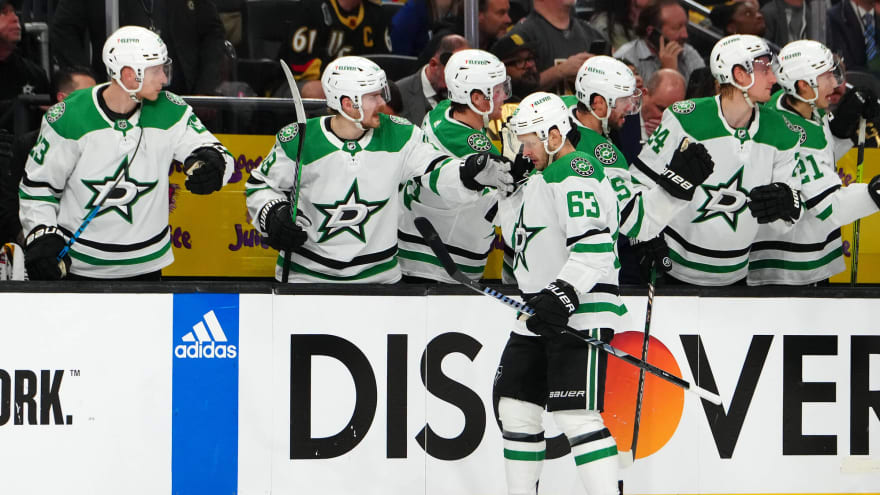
[547,128,563,150]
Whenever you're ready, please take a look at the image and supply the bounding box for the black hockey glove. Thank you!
[748,183,801,223]
[461,153,514,195]
[635,236,672,283]
[184,146,226,194]
[260,199,307,252]
[24,225,70,281]
[868,175,880,209]
[830,87,880,140]
[657,138,714,201]
[510,153,534,186]
[524,279,579,339]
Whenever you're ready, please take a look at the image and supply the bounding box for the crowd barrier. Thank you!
[0,283,877,494]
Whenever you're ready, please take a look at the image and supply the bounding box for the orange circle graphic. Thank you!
[601,331,684,459]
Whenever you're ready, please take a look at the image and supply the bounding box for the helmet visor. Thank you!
[614,88,643,116]
[493,77,513,102]
[161,58,173,86]
[830,55,845,87]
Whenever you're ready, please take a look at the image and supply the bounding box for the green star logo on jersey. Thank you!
[314,180,388,243]
[693,167,749,230]
[81,156,158,223]
[512,204,544,271]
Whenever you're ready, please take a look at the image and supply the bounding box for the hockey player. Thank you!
[748,40,880,285]
[398,48,522,282]
[19,26,234,281]
[494,91,622,495]
[245,56,515,283]
[277,0,391,81]
[631,34,802,285]
[568,55,715,282]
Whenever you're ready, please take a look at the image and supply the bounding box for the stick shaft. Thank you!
[279,61,307,283]
[851,117,867,286]
[631,268,655,457]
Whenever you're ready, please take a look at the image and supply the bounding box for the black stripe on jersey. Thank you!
[804,185,840,210]
[619,192,642,225]
[751,229,841,253]
[398,230,491,260]
[567,227,610,246]
[568,428,611,448]
[484,203,498,223]
[502,430,545,442]
[664,227,750,258]
[295,244,397,269]
[425,155,450,173]
[590,283,620,296]
[246,175,265,186]
[632,156,660,183]
[58,225,169,252]
[22,174,64,194]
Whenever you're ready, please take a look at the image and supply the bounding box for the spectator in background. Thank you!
[617,67,686,163]
[380,80,404,116]
[827,0,880,74]
[431,0,512,51]
[685,66,719,98]
[709,0,765,37]
[590,0,652,52]
[277,0,391,81]
[0,66,96,247]
[51,0,225,96]
[505,0,607,92]
[391,0,458,56]
[490,32,539,102]
[396,33,469,125]
[616,0,705,84]
[0,0,49,132]
[760,0,811,48]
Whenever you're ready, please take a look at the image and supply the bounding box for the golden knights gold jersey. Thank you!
[278,0,391,81]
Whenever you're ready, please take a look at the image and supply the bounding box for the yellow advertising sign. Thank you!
[830,147,880,284]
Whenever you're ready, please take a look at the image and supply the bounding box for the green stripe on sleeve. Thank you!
[19,190,60,203]
[504,449,546,461]
[669,248,748,273]
[572,243,614,253]
[574,445,618,466]
[69,240,171,265]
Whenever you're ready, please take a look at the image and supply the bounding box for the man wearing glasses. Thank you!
[490,33,540,103]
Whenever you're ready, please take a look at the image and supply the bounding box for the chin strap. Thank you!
[732,72,757,108]
[339,105,366,131]
[543,138,566,163]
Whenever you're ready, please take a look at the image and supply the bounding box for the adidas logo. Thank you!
[174,310,238,359]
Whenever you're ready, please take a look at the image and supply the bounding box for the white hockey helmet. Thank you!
[445,49,511,117]
[509,92,572,156]
[322,56,391,128]
[709,34,775,106]
[102,26,171,99]
[775,40,844,105]
[574,55,643,134]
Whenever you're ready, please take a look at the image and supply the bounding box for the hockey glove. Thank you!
[748,183,801,223]
[510,153,534,187]
[184,146,226,194]
[461,153,514,195]
[524,279,579,339]
[260,200,307,252]
[830,87,880,140]
[657,138,714,201]
[24,225,70,281]
[868,175,880,209]
[635,236,672,283]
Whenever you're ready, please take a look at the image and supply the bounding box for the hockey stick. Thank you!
[850,116,867,285]
[57,126,144,263]
[279,60,307,283]
[413,216,722,405]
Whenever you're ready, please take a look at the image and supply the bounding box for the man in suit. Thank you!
[396,34,468,125]
[827,0,880,74]
[50,0,226,95]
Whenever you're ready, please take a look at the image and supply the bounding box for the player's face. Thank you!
[813,71,839,110]
[138,62,170,101]
[747,56,776,103]
[609,90,642,129]
[517,133,550,170]
[489,79,511,120]
[358,90,387,128]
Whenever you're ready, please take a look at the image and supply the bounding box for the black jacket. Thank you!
[827,1,880,72]
[50,0,226,95]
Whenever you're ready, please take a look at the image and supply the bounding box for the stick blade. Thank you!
[413,217,458,278]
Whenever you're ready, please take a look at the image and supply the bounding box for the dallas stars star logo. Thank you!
[693,167,749,230]
[314,180,388,243]
[81,156,157,223]
[512,204,544,271]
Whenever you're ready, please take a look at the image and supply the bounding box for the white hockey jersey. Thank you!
[498,150,628,336]
[631,96,802,285]
[19,85,234,278]
[748,91,879,285]
[398,99,500,283]
[246,113,478,283]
